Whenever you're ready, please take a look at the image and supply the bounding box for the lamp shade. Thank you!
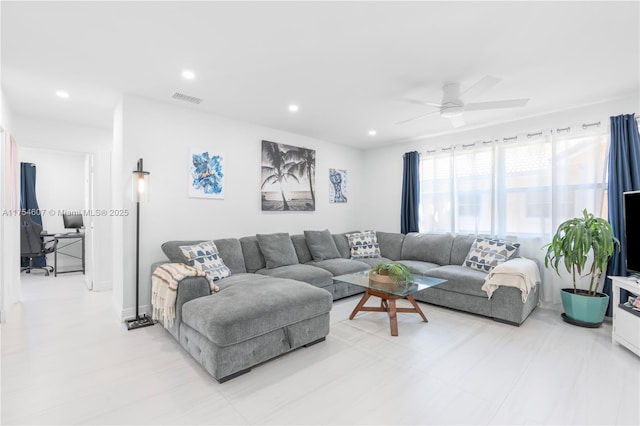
[132,158,150,203]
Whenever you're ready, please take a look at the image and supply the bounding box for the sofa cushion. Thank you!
[332,233,351,259]
[256,233,299,269]
[449,234,477,267]
[401,233,454,265]
[463,237,520,273]
[161,240,205,263]
[213,238,247,274]
[257,264,333,287]
[399,260,440,276]
[179,241,232,282]
[239,236,266,273]
[422,265,488,298]
[291,234,313,263]
[356,257,392,268]
[306,258,369,276]
[376,232,405,261]
[181,277,332,346]
[304,229,341,261]
[345,230,381,259]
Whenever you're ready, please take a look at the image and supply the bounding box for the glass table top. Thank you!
[333,270,446,297]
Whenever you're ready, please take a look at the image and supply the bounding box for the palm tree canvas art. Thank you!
[261,140,315,211]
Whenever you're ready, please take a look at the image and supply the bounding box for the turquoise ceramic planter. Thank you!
[561,288,609,326]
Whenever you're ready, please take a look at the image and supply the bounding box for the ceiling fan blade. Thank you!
[403,98,442,108]
[394,111,439,125]
[464,99,529,111]
[462,75,501,101]
[448,115,465,128]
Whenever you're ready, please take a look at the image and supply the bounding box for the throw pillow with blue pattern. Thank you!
[345,230,381,259]
[179,241,231,283]
[463,237,520,273]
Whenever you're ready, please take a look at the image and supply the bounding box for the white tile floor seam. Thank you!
[2,274,639,425]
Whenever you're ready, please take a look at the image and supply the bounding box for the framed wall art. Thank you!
[189,150,224,199]
[261,140,315,211]
[329,168,347,203]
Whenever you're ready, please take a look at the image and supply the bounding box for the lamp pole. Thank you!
[126,158,154,330]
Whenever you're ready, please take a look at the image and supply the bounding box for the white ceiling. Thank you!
[2,1,639,149]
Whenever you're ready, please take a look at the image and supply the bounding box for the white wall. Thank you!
[0,89,20,322]
[114,95,365,320]
[361,95,640,232]
[12,114,113,291]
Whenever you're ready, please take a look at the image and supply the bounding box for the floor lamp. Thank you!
[126,158,155,330]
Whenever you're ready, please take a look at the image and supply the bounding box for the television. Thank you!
[623,191,640,275]
[62,212,84,233]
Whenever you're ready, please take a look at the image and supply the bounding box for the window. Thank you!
[419,132,609,238]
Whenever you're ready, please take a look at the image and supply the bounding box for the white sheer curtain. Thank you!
[420,129,609,304]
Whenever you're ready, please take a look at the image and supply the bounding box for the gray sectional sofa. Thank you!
[155,230,539,382]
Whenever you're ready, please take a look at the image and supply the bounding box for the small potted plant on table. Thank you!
[369,262,413,286]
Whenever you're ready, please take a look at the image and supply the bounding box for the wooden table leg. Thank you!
[388,298,398,336]
[349,291,372,320]
[406,295,428,322]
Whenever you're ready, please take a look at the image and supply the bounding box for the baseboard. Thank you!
[120,304,152,322]
[91,280,112,292]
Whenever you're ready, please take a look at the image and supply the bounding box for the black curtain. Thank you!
[20,162,46,267]
[401,151,420,234]
[604,113,640,315]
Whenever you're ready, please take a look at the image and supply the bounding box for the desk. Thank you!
[42,232,85,276]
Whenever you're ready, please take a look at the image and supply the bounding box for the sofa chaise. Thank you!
[154,230,540,382]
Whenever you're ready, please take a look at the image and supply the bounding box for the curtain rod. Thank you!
[422,118,616,155]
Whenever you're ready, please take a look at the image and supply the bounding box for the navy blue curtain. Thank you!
[20,162,46,267]
[401,151,420,234]
[604,113,640,315]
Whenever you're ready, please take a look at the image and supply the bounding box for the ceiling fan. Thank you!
[396,75,529,128]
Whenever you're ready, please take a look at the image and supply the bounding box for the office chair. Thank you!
[20,212,56,276]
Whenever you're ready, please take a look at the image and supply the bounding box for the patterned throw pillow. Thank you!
[463,237,520,273]
[179,241,231,282]
[345,230,381,259]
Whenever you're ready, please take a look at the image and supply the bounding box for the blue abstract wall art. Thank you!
[189,150,224,199]
[329,168,347,203]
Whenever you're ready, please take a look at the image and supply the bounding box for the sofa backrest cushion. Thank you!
[375,232,405,261]
[239,236,266,273]
[291,234,313,263]
[304,229,342,261]
[450,234,477,266]
[162,240,205,263]
[332,233,351,259]
[401,233,454,265]
[161,239,247,274]
[256,233,299,269]
[213,238,247,274]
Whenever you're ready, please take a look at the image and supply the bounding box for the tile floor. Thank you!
[2,274,639,425]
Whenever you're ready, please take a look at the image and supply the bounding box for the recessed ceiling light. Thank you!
[288,104,299,112]
[182,70,195,80]
[368,130,377,136]
[56,90,69,99]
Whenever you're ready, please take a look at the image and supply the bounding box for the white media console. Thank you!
[610,276,640,357]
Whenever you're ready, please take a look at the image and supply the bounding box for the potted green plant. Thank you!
[370,262,413,284]
[544,209,619,327]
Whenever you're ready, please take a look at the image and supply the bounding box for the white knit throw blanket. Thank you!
[481,257,541,303]
[151,263,219,329]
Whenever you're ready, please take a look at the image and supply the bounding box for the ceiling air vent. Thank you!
[171,92,203,104]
